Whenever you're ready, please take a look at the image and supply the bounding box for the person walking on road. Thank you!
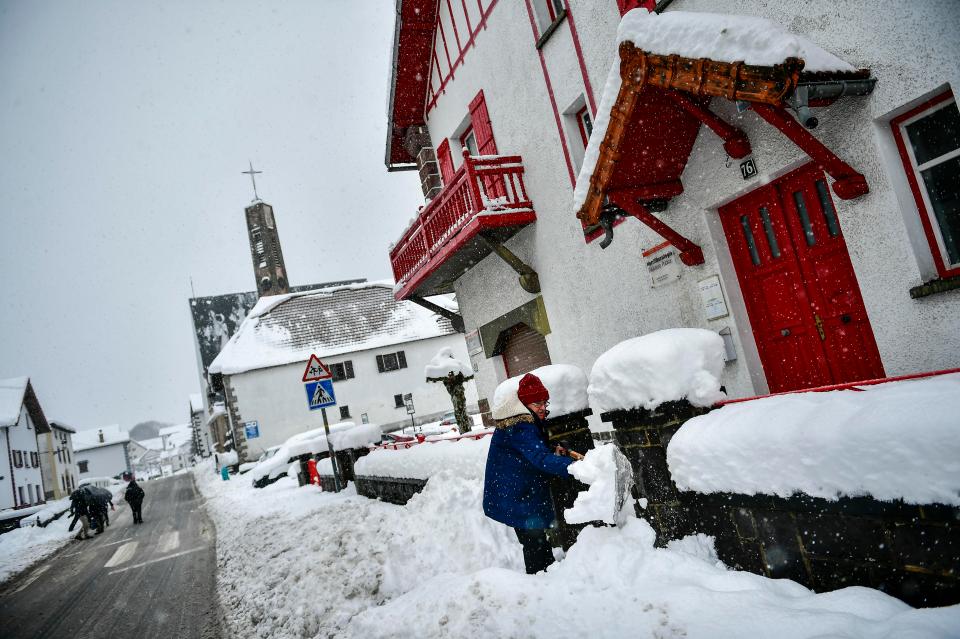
[125,478,145,524]
[68,487,93,540]
[482,373,582,575]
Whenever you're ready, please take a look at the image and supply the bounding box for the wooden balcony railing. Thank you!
[389,149,533,287]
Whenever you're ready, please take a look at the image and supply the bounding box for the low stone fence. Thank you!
[354,476,427,505]
[602,401,960,608]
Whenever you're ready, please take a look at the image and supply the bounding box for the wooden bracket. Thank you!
[478,233,541,294]
[407,295,465,333]
[665,91,752,158]
[751,103,869,199]
[607,192,705,265]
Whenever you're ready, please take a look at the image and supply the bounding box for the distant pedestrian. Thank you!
[125,479,145,524]
[483,373,582,574]
[68,488,93,540]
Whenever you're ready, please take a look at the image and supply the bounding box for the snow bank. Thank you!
[354,436,490,481]
[588,329,726,413]
[424,346,472,379]
[494,364,589,419]
[668,373,960,505]
[250,422,383,483]
[565,443,633,526]
[0,515,75,584]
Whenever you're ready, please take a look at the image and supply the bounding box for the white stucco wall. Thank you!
[413,0,960,425]
[75,442,130,480]
[0,406,46,509]
[226,334,479,459]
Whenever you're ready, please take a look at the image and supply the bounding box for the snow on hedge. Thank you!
[494,364,589,418]
[353,435,491,481]
[588,329,726,413]
[668,373,960,505]
[197,464,960,638]
[424,346,472,379]
[250,422,383,482]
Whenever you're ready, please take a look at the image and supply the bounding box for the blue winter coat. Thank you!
[483,418,573,529]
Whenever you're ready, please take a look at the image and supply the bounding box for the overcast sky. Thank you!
[0,1,423,432]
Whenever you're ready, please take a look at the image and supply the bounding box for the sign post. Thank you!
[302,355,342,492]
[403,393,416,433]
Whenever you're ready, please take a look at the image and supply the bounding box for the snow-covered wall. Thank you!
[226,334,479,460]
[74,442,130,481]
[414,0,960,424]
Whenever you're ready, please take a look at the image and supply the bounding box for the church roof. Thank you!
[209,281,457,376]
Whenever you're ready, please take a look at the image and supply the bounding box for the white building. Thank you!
[73,425,131,480]
[133,423,194,478]
[209,281,478,461]
[383,1,960,425]
[39,420,80,500]
[0,377,50,510]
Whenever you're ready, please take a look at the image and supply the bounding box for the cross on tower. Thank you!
[242,161,263,201]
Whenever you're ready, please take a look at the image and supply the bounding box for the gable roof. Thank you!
[74,424,130,452]
[0,376,51,433]
[209,281,456,376]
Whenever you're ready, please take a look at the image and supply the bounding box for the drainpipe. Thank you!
[789,78,878,129]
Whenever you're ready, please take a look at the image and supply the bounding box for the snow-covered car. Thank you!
[250,422,383,488]
[239,445,281,474]
[439,411,457,426]
[381,432,417,444]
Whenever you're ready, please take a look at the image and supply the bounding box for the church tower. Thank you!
[242,162,290,297]
[245,201,290,296]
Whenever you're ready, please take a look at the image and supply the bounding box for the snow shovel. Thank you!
[611,446,635,526]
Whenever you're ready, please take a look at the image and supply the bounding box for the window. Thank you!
[575,105,593,148]
[564,96,593,172]
[891,90,960,278]
[13,450,22,468]
[330,361,355,382]
[376,351,407,373]
[394,394,405,408]
[78,460,89,474]
[460,127,478,156]
[339,406,351,419]
[532,0,566,35]
[18,486,25,506]
[28,484,34,504]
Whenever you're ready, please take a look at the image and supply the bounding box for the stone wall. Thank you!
[602,402,960,608]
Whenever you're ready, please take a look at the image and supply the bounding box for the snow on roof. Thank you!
[189,393,204,413]
[588,329,726,413]
[667,373,960,506]
[206,405,227,426]
[209,281,456,376]
[424,347,472,379]
[48,420,77,433]
[0,376,29,427]
[573,9,856,212]
[73,424,130,451]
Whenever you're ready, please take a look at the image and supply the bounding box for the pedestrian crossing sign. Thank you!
[304,379,337,410]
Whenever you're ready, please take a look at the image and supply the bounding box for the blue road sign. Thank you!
[244,421,260,439]
[304,379,337,410]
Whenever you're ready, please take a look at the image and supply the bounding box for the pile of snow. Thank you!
[195,463,960,638]
[588,329,726,413]
[573,10,854,212]
[565,443,634,526]
[495,364,589,418]
[424,346,472,379]
[20,497,72,527]
[668,373,960,505]
[354,436,491,481]
[215,450,239,468]
[0,514,76,584]
[250,422,383,483]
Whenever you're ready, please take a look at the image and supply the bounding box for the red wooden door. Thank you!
[719,165,883,392]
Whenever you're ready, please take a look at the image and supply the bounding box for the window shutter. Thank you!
[436,138,455,185]
[617,0,656,16]
[468,91,498,156]
[397,351,407,369]
[345,361,354,379]
[376,355,385,373]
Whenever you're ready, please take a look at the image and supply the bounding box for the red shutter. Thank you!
[436,138,455,185]
[617,0,656,15]
[469,91,498,156]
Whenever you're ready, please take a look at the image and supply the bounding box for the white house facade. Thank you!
[209,282,478,461]
[0,377,51,510]
[40,420,80,500]
[384,0,960,427]
[73,425,131,480]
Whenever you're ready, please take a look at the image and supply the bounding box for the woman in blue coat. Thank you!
[483,373,581,574]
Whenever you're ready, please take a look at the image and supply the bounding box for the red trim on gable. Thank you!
[889,88,959,279]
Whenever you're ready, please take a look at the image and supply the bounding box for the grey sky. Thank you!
[0,1,423,432]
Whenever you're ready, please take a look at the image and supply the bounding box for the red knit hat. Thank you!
[517,373,549,406]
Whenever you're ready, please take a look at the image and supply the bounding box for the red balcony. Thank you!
[390,151,537,300]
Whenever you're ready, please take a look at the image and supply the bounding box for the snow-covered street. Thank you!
[197,463,960,638]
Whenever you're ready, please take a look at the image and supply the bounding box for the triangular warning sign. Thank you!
[311,382,334,406]
[302,354,332,382]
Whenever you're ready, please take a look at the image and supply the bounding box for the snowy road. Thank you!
[0,473,221,639]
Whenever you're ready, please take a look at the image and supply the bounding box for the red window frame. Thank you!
[575,105,592,148]
[459,126,478,156]
[890,89,960,279]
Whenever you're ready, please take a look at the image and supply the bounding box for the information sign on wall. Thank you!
[644,242,681,288]
[244,421,260,439]
[465,330,483,356]
[698,275,730,321]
